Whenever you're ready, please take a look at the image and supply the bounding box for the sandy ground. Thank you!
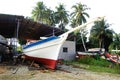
[0,64,120,80]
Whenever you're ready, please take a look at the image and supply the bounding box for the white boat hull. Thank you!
[23,36,67,69]
[77,51,97,58]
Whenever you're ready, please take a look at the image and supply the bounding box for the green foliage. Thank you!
[31,2,69,30]
[65,57,120,74]
[54,4,69,31]
[74,30,87,43]
[76,57,110,67]
[70,2,90,26]
[89,19,113,50]
[31,2,46,22]
[109,33,120,54]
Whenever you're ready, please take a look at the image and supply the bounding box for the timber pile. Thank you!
[0,66,6,74]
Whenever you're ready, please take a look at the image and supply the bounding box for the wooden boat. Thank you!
[105,53,120,64]
[23,17,104,69]
[77,51,97,58]
[77,48,105,58]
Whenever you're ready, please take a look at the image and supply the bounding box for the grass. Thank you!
[64,56,120,74]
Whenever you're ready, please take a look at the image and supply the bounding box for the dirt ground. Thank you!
[0,64,120,80]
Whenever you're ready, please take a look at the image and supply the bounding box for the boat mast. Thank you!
[59,17,104,37]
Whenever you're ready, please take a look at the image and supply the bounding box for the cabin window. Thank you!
[63,47,68,52]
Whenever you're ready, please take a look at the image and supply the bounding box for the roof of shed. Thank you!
[0,14,63,40]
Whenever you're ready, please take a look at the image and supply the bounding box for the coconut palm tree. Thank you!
[109,33,120,52]
[55,4,69,31]
[43,8,56,26]
[90,19,113,50]
[70,2,90,51]
[71,2,90,26]
[31,2,46,22]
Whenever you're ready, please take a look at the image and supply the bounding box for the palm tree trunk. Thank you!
[116,47,119,65]
[99,39,102,51]
[81,33,87,52]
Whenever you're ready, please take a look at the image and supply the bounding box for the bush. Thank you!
[77,57,111,67]
[77,56,94,65]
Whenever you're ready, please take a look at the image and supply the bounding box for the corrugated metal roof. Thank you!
[0,14,63,40]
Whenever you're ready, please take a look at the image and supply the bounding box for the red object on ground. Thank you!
[105,52,120,64]
[105,53,111,58]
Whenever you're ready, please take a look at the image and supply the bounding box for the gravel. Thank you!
[0,64,120,80]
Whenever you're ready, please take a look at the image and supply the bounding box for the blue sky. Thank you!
[0,0,119,33]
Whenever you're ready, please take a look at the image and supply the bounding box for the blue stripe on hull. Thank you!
[23,36,59,49]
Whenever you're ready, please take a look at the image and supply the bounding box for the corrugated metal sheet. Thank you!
[0,14,63,40]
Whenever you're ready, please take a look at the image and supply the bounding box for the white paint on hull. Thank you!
[23,35,67,60]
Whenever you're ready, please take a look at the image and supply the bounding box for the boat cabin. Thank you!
[58,41,76,61]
